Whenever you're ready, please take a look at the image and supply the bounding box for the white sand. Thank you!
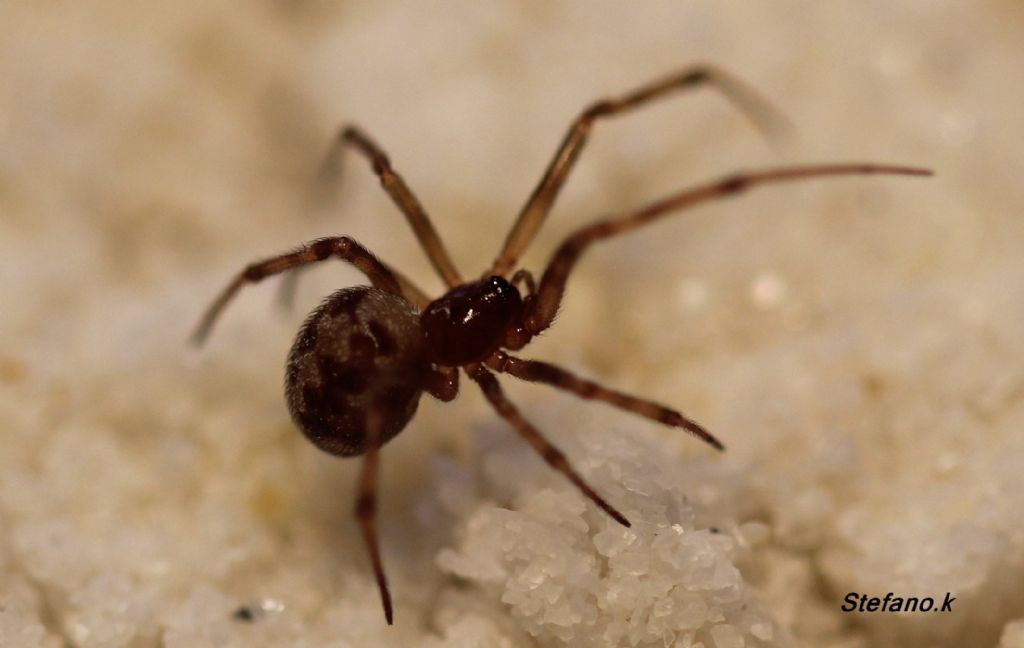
[2,2,1022,647]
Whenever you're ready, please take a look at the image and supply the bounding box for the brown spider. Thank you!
[192,66,931,624]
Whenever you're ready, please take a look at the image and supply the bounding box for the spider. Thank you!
[192,65,930,624]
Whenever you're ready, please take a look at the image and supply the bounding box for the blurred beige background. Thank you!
[2,2,1023,647]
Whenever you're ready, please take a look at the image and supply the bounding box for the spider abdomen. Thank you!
[285,287,427,457]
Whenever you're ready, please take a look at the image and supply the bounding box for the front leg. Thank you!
[524,163,932,336]
[490,65,790,276]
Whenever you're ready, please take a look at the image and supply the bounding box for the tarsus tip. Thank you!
[381,590,394,625]
[682,420,725,453]
[600,500,632,528]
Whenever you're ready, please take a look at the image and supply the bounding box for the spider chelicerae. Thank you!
[192,65,930,624]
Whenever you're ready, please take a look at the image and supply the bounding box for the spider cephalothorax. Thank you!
[421,276,524,366]
[193,65,930,624]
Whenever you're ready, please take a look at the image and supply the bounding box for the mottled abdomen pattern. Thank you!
[285,287,427,457]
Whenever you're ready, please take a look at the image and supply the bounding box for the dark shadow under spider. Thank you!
[191,65,931,625]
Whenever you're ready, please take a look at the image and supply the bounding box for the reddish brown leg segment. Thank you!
[525,163,933,335]
[423,365,459,402]
[491,65,791,276]
[466,363,630,527]
[277,253,430,313]
[192,236,405,346]
[510,269,537,297]
[488,352,723,451]
[356,407,392,624]
[320,125,462,287]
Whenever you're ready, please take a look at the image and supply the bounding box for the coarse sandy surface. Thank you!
[2,2,1023,647]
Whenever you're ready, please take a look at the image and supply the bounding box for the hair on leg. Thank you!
[525,163,932,335]
[491,65,792,276]
[192,236,406,346]
[466,363,631,527]
[318,124,462,287]
[487,351,723,451]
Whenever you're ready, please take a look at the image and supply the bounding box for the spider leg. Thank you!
[491,64,792,276]
[423,365,459,402]
[317,124,462,287]
[524,163,932,336]
[510,269,537,297]
[192,236,411,346]
[466,363,630,527]
[487,351,723,451]
[275,252,430,313]
[355,406,393,624]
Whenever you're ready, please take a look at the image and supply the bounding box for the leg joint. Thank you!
[542,446,566,467]
[242,264,264,281]
[582,99,615,120]
[681,67,709,85]
[717,175,750,195]
[310,236,350,259]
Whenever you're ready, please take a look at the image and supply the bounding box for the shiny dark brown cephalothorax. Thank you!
[420,276,522,366]
[285,287,428,457]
